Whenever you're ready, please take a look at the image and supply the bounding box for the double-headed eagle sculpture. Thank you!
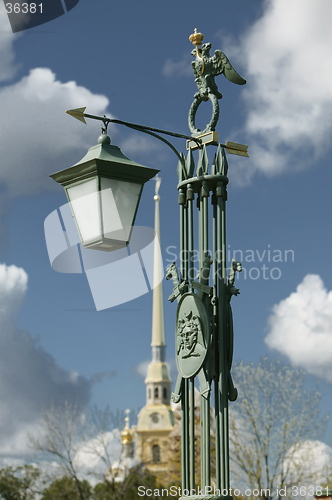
[189,29,246,101]
[187,29,246,135]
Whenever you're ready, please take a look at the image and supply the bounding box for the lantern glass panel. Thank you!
[66,178,101,244]
[100,177,142,243]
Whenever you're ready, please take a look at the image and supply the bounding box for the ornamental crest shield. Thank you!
[175,293,210,378]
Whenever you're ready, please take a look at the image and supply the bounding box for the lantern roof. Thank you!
[50,134,159,186]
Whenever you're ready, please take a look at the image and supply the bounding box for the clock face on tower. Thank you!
[150,412,160,424]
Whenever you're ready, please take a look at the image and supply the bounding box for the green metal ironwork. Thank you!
[63,29,248,500]
[165,30,246,500]
[188,29,246,136]
[168,142,242,499]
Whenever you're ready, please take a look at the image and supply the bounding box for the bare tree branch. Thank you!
[229,357,329,500]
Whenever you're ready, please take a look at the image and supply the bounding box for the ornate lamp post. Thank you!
[165,30,247,500]
[50,132,159,252]
[51,30,248,500]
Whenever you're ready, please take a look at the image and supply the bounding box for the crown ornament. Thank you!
[189,28,204,48]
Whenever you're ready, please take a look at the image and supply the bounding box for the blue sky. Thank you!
[0,0,332,465]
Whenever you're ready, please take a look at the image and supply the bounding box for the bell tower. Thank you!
[135,178,174,476]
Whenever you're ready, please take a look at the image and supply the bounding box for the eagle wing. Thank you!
[211,50,246,85]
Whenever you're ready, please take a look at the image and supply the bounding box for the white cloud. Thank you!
[284,440,332,485]
[265,274,332,381]
[135,360,149,378]
[0,263,27,314]
[0,263,91,456]
[0,67,109,201]
[162,53,192,78]
[232,0,332,177]
[74,430,121,485]
[120,134,163,156]
[0,4,110,205]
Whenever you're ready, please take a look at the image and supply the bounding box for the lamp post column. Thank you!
[167,29,247,500]
[170,145,237,499]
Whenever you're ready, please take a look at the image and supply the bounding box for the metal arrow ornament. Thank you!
[66,107,249,158]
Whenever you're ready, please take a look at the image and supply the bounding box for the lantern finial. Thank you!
[98,133,111,145]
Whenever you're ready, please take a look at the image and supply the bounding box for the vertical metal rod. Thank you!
[200,393,211,488]
[199,182,211,489]
[224,392,230,490]
[187,187,195,488]
[199,193,203,266]
[204,191,211,489]
[180,187,188,282]
[216,180,227,490]
[200,392,206,488]
[189,377,195,489]
[198,183,209,262]
[213,197,221,489]
[202,184,209,258]
[214,378,221,488]
[206,395,211,485]
[198,189,205,489]
[187,186,195,290]
[181,383,186,489]
[220,182,230,490]
[182,378,190,489]
[180,187,190,490]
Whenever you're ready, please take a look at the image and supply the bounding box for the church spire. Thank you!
[135,179,174,471]
[143,177,171,402]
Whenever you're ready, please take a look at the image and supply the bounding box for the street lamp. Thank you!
[51,30,248,500]
[50,131,159,252]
